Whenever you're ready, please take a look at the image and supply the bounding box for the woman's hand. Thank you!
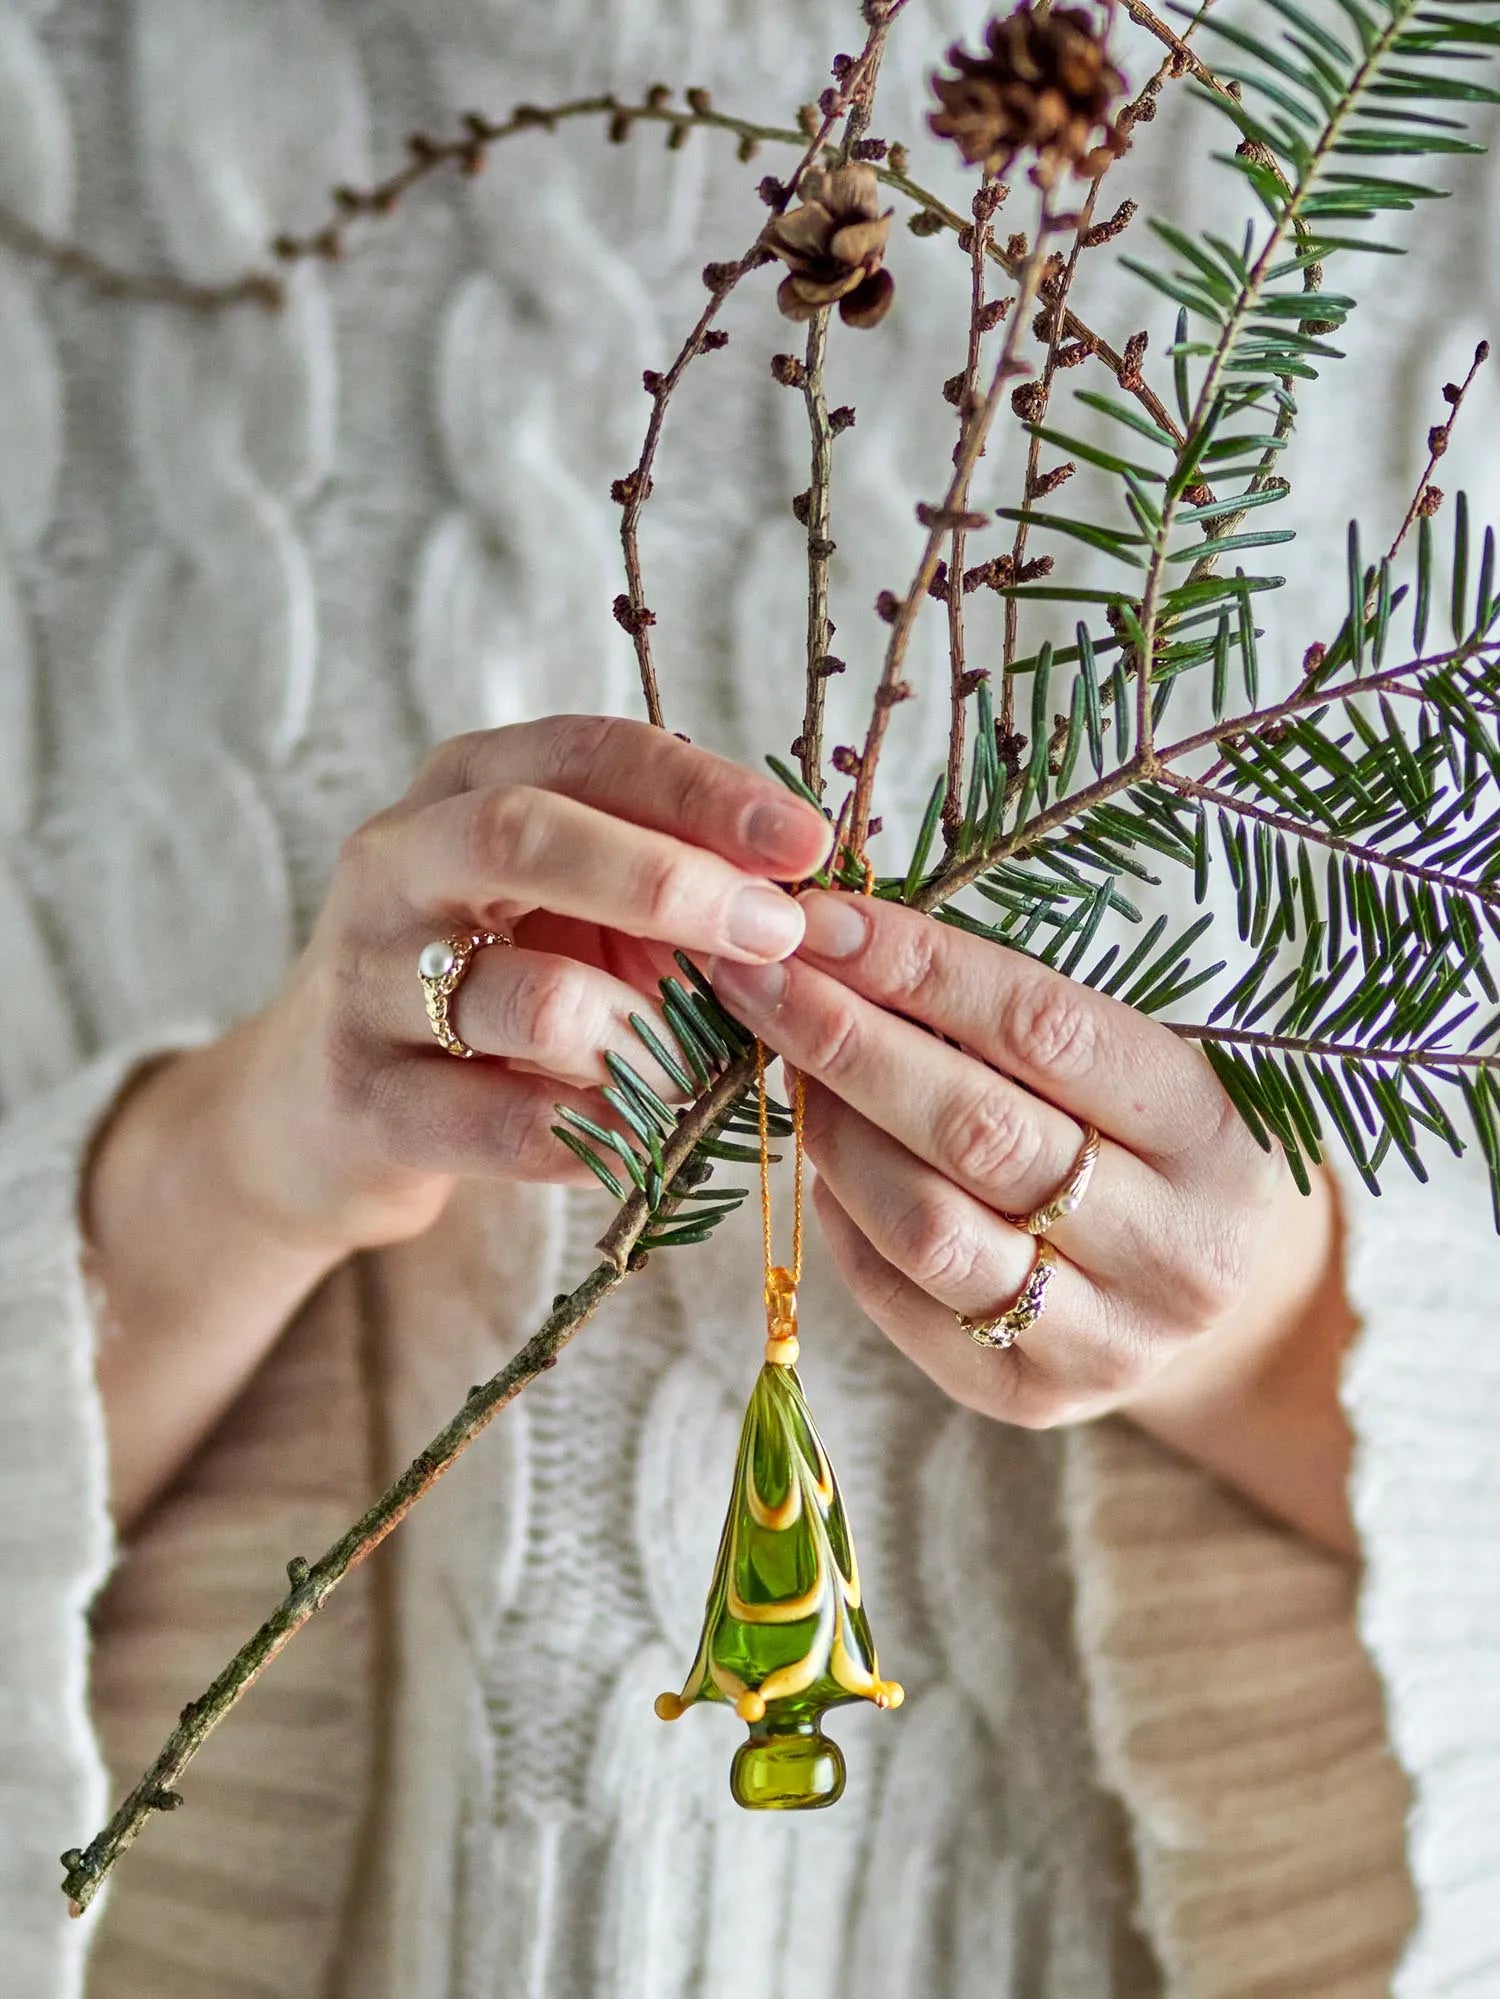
[712,890,1359,1557]
[221,715,833,1256]
[85,716,831,1529]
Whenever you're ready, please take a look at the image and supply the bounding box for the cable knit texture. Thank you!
[2,0,1497,1994]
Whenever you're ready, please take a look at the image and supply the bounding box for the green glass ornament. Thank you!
[655,1266,903,1809]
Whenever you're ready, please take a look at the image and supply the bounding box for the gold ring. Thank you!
[1004,1124,1101,1237]
[417,931,512,1058]
[958,1239,1058,1350]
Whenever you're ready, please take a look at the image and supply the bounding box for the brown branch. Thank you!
[849,189,1058,854]
[612,18,905,729]
[1387,340,1490,563]
[1162,770,1500,905]
[943,178,1004,835]
[0,204,283,311]
[796,314,838,795]
[1170,1022,1497,1067]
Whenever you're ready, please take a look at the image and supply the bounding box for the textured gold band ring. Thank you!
[959,1239,1058,1351]
[1004,1123,1101,1237]
[417,931,512,1058]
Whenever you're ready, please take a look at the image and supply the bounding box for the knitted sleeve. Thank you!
[0,1033,208,1999]
[1063,1149,1498,1998]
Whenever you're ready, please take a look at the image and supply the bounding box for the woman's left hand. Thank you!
[713,890,1356,1551]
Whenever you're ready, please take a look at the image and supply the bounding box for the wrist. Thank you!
[1117,1165,1359,1557]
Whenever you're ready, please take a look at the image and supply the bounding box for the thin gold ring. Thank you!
[958,1239,1058,1350]
[1005,1124,1101,1237]
[417,931,512,1058]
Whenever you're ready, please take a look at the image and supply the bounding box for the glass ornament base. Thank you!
[730,1724,846,1811]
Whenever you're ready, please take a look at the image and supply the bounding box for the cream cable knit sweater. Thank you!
[3,2,1497,1995]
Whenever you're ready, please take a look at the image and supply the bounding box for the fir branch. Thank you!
[796,311,838,796]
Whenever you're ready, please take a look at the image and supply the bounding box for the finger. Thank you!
[383,939,687,1095]
[409,714,834,879]
[811,1177,1143,1430]
[712,952,1154,1271]
[354,1052,606,1186]
[793,890,1233,1169]
[386,785,807,964]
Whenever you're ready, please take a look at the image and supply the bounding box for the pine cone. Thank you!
[930,4,1126,179]
[759,163,895,329]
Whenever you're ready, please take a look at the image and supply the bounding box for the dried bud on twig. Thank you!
[792,489,813,526]
[818,655,847,677]
[1055,340,1090,368]
[943,372,968,407]
[770,353,807,388]
[1082,199,1136,247]
[1015,555,1054,583]
[978,297,1013,333]
[909,208,948,237]
[1428,424,1450,458]
[1302,641,1327,675]
[760,163,896,329]
[928,560,951,600]
[853,137,889,161]
[832,744,863,776]
[917,502,991,531]
[1030,461,1076,499]
[759,176,790,211]
[641,370,663,395]
[702,329,730,352]
[930,6,1126,180]
[1418,485,1445,518]
[959,668,989,697]
[876,590,903,623]
[830,405,857,434]
[888,142,910,173]
[1011,380,1047,422]
[685,86,713,114]
[1117,329,1149,392]
[875,681,914,707]
[612,594,657,634]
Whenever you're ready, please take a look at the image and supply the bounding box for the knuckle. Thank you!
[635,847,697,933]
[503,963,586,1066]
[808,1002,862,1081]
[892,1193,982,1295]
[885,921,943,1009]
[941,1085,1038,1193]
[469,785,543,882]
[1004,981,1097,1079]
[538,712,624,790]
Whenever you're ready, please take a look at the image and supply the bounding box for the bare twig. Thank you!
[849,189,1057,853]
[1386,339,1490,563]
[0,204,283,311]
[612,15,906,728]
[796,314,839,795]
[942,179,1004,836]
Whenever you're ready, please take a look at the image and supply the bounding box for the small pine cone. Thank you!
[759,163,896,330]
[931,5,1126,179]
[1011,381,1047,422]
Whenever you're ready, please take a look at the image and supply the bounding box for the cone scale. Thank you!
[655,1268,903,1808]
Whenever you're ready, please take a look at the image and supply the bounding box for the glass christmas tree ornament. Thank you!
[655,1050,903,1808]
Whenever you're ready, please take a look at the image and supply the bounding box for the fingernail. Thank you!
[745,800,825,870]
[712,956,788,1013]
[727,885,804,960]
[797,890,869,960]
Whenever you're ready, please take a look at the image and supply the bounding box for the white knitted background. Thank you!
[4,1,1499,1994]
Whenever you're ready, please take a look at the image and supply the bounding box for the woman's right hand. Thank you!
[212,714,835,1258]
[83,714,831,1529]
